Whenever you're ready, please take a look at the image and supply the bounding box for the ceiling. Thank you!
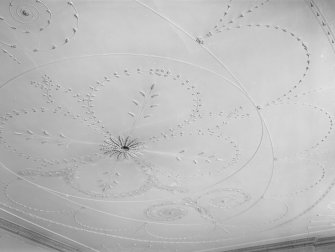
[0,0,335,251]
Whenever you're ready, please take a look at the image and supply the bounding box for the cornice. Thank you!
[226,236,335,252]
[0,217,80,252]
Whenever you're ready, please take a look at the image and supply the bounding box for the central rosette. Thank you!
[100,136,144,160]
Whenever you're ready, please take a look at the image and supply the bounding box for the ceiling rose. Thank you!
[101,135,144,160]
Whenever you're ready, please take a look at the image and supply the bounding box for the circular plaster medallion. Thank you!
[145,202,188,222]
[9,0,49,30]
[12,4,38,23]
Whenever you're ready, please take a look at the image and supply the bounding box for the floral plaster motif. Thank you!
[0,54,267,202]
[0,1,335,252]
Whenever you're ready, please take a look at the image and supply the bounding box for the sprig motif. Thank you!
[128,84,160,125]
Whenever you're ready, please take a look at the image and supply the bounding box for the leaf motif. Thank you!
[13,129,72,147]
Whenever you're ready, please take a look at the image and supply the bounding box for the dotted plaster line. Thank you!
[202,0,270,40]
[0,106,103,168]
[307,0,335,54]
[211,23,310,108]
[271,160,326,198]
[4,181,69,213]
